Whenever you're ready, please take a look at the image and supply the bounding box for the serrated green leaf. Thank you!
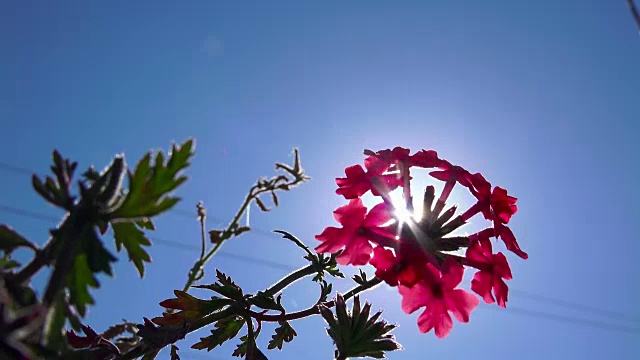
[170,344,180,360]
[232,335,249,358]
[194,270,245,302]
[248,291,284,312]
[232,334,269,360]
[81,228,117,277]
[136,219,155,230]
[326,267,345,279]
[0,255,20,269]
[102,322,128,340]
[191,317,245,351]
[112,221,152,277]
[0,225,37,253]
[321,295,401,359]
[67,254,100,317]
[154,290,233,326]
[112,139,194,219]
[267,321,297,350]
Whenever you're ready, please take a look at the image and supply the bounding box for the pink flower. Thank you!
[370,240,435,288]
[466,233,512,307]
[408,149,442,168]
[336,156,402,199]
[368,147,411,163]
[489,186,518,224]
[315,199,393,265]
[429,161,474,189]
[398,258,479,338]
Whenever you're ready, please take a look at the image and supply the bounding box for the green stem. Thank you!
[245,277,383,322]
[263,264,317,297]
[181,191,255,292]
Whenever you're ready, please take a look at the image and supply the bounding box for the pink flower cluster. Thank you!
[315,147,527,338]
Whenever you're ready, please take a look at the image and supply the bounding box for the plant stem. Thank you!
[245,277,383,322]
[263,264,317,297]
[42,214,85,306]
[181,191,254,292]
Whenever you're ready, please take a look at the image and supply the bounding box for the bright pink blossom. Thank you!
[370,240,436,287]
[429,161,474,189]
[466,233,512,307]
[398,258,479,338]
[336,156,402,199]
[315,199,393,266]
[408,149,442,168]
[369,147,411,164]
[468,172,492,198]
[464,186,517,225]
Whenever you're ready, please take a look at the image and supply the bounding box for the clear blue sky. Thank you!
[2,1,639,359]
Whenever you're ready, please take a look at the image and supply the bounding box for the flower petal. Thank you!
[471,271,495,305]
[314,227,349,254]
[446,289,479,323]
[498,226,528,259]
[409,149,441,168]
[362,202,393,227]
[493,252,513,280]
[333,199,367,227]
[493,277,509,308]
[336,235,373,266]
[399,282,432,314]
[416,305,453,338]
[441,258,464,289]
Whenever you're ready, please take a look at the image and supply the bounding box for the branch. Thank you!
[244,277,383,322]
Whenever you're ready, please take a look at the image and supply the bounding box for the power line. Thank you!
[0,162,33,176]
[3,204,639,335]
[485,305,640,335]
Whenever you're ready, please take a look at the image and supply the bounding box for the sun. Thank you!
[362,188,422,225]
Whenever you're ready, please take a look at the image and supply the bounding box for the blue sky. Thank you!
[1,1,639,359]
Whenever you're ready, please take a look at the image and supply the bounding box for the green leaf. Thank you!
[43,293,70,352]
[232,335,249,358]
[112,221,152,277]
[194,270,245,303]
[319,294,401,359]
[78,227,117,276]
[318,280,332,303]
[153,290,234,326]
[102,322,128,340]
[0,254,20,270]
[191,316,245,351]
[170,344,180,360]
[112,139,195,219]
[248,292,284,312]
[233,334,268,359]
[267,321,297,350]
[0,225,37,253]
[352,269,369,286]
[67,254,100,317]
